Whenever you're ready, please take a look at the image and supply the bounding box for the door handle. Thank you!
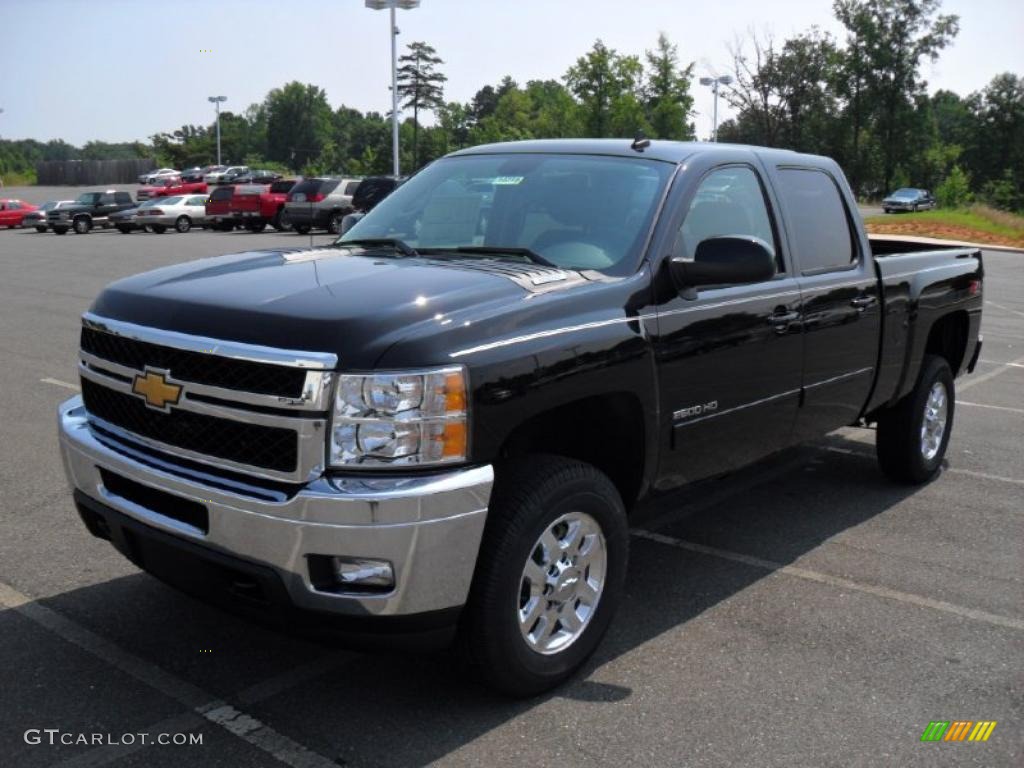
[768,310,800,333]
[850,295,877,309]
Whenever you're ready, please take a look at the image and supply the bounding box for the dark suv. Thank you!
[48,190,136,235]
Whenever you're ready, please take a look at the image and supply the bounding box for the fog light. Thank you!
[332,557,395,589]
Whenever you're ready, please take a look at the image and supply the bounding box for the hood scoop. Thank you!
[416,256,586,293]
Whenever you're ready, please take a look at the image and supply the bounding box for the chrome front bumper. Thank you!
[58,396,493,618]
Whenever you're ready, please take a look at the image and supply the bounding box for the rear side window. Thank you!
[270,180,295,194]
[344,181,361,195]
[115,192,132,204]
[100,193,116,204]
[210,187,234,202]
[289,179,339,199]
[776,169,855,273]
[677,166,778,270]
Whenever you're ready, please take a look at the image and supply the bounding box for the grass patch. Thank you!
[0,170,38,187]
[865,205,1024,248]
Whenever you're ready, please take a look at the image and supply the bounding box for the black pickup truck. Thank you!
[58,140,983,696]
[49,190,136,234]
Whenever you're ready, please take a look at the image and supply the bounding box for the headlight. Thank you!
[329,367,468,468]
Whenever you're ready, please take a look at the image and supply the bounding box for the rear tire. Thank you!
[327,211,344,235]
[151,224,167,234]
[459,455,628,697]
[52,227,68,235]
[175,216,191,233]
[273,209,292,232]
[293,224,311,235]
[35,226,47,233]
[245,219,267,233]
[116,226,132,234]
[876,354,955,484]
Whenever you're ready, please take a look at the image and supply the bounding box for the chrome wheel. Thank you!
[517,511,606,655]
[920,381,948,461]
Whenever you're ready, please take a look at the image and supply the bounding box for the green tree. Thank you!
[833,0,959,194]
[264,82,333,171]
[397,41,447,170]
[565,40,647,137]
[935,164,971,208]
[643,33,695,140]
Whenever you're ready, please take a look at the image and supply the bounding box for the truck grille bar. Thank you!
[76,314,337,483]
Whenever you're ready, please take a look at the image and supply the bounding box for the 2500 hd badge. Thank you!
[58,139,983,696]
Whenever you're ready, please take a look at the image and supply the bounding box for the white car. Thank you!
[135,195,209,233]
[205,165,248,184]
[138,168,179,184]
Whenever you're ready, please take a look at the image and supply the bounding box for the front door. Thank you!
[650,162,803,490]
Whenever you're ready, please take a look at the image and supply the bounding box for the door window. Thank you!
[776,169,856,273]
[677,166,779,271]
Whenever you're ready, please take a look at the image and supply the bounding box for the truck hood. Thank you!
[89,247,577,369]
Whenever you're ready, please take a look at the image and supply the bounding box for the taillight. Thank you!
[308,193,326,202]
[149,209,163,216]
[968,279,981,295]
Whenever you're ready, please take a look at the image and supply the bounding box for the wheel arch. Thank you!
[495,392,647,509]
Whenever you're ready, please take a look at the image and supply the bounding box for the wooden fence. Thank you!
[35,159,157,186]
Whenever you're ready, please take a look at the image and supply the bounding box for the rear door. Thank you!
[769,164,881,443]
[650,159,803,487]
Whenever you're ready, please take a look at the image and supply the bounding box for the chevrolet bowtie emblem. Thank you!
[132,369,183,411]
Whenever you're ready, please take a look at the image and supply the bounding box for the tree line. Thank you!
[1,0,1020,209]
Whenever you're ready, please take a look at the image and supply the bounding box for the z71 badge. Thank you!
[673,401,719,420]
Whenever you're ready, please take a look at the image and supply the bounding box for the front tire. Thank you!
[327,211,345,235]
[245,219,267,233]
[116,225,132,234]
[293,224,311,235]
[876,354,955,484]
[151,224,167,234]
[52,226,68,235]
[460,455,628,697]
[35,226,47,233]
[73,217,91,234]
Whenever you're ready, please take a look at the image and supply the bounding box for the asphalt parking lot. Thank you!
[0,215,1020,767]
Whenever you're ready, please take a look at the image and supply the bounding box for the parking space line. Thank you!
[817,445,1024,487]
[40,377,80,391]
[631,529,1024,632]
[986,300,1024,319]
[957,400,1024,415]
[958,354,1024,392]
[0,580,339,768]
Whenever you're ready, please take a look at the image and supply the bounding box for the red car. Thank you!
[230,179,297,232]
[0,199,39,228]
[149,179,209,199]
[137,177,181,201]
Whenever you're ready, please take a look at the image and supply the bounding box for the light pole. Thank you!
[365,0,420,179]
[207,96,227,165]
[699,75,732,142]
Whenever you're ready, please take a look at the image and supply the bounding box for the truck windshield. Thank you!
[339,153,673,276]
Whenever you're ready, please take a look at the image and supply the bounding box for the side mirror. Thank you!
[669,236,776,290]
[340,212,364,235]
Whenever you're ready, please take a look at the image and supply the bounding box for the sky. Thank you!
[1,0,1021,146]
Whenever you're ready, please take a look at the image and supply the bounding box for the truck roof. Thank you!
[450,138,827,167]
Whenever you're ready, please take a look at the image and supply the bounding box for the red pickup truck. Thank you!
[204,185,239,230]
[230,179,297,232]
[137,178,208,201]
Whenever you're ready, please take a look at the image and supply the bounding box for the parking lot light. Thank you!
[207,96,227,166]
[365,1,421,179]
[699,75,732,142]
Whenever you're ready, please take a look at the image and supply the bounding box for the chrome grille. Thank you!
[77,314,337,482]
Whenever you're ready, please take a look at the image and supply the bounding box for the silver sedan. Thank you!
[135,195,210,233]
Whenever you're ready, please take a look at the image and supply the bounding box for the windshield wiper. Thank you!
[420,246,558,268]
[336,238,419,257]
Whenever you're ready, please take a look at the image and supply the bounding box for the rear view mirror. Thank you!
[670,236,776,289]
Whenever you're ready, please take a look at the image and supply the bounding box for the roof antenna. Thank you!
[631,131,651,152]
